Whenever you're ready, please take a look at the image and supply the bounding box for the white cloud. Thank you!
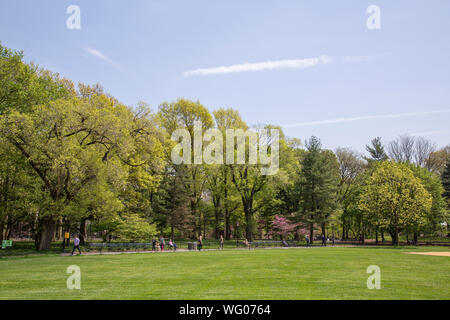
[283,109,450,128]
[182,55,331,77]
[83,47,120,68]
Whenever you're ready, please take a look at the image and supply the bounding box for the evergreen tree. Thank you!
[365,137,388,162]
[297,136,340,243]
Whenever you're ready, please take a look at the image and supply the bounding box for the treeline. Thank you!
[1,43,449,250]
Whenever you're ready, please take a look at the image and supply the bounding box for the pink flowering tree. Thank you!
[297,227,310,240]
[271,215,299,240]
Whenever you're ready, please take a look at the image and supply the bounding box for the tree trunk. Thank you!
[224,171,231,240]
[214,207,220,239]
[203,215,206,238]
[79,218,87,245]
[36,218,56,251]
[61,227,67,252]
[6,222,12,240]
[57,218,63,240]
[242,197,253,241]
[190,200,198,237]
[244,206,252,241]
[3,214,11,240]
[225,211,231,240]
[391,228,399,246]
[309,219,314,244]
[375,227,378,244]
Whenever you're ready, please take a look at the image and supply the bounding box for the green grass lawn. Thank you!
[0,246,448,300]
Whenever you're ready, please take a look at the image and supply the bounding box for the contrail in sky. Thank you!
[182,55,331,76]
[282,109,450,128]
[83,47,120,69]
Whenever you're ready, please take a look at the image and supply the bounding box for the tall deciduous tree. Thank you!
[209,108,247,239]
[0,42,73,115]
[336,148,365,240]
[158,98,214,237]
[359,161,432,245]
[426,145,450,175]
[230,125,282,241]
[414,137,437,167]
[408,164,447,240]
[388,135,415,163]
[1,88,165,250]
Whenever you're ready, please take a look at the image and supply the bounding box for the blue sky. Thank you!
[1,0,449,153]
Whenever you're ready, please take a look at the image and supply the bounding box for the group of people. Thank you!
[304,234,334,247]
[152,237,177,251]
[68,233,336,256]
[197,234,223,250]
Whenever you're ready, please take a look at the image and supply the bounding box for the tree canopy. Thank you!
[1,43,448,249]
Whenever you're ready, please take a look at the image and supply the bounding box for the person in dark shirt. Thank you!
[198,235,203,251]
[160,236,165,251]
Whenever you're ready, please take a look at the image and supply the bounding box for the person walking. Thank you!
[198,235,203,251]
[321,234,326,247]
[71,235,82,256]
[244,238,250,249]
[160,236,165,251]
[152,239,156,251]
[219,235,224,250]
[305,235,311,248]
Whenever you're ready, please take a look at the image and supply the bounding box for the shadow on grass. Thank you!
[0,241,74,257]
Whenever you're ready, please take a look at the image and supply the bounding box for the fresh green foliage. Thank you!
[1,43,448,251]
[359,161,432,245]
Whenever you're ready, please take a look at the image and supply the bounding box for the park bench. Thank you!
[1,240,13,249]
[87,242,152,252]
[250,240,299,248]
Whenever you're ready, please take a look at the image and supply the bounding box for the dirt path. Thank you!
[407,252,450,257]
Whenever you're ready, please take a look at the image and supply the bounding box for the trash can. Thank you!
[188,242,197,251]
